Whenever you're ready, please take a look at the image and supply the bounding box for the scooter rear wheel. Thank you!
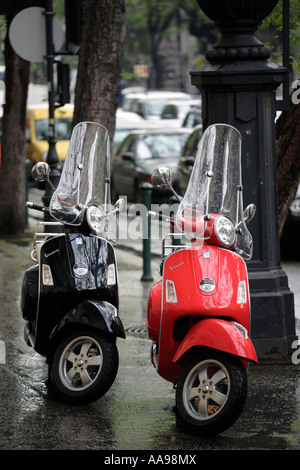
[49,328,119,404]
[175,350,247,436]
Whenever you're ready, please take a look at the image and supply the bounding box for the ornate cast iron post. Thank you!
[42,0,60,212]
[191,0,297,359]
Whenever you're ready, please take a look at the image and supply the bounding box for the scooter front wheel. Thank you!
[176,351,247,436]
[49,328,119,404]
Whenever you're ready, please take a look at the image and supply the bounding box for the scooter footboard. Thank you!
[172,318,257,366]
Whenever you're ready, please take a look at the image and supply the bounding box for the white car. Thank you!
[160,98,201,127]
[114,108,158,151]
[122,90,192,120]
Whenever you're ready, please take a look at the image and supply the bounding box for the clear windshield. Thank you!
[50,122,110,225]
[176,123,253,259]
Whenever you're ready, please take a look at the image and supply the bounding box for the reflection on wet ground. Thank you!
[0,236,300,451]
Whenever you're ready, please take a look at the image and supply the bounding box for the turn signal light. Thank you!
[107,263,116,285]
[42,264,54,286]
[237,280,247,304]
[166,279,177,303]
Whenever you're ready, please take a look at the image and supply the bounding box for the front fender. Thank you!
[50,300,126,339]
[172,318,257,364]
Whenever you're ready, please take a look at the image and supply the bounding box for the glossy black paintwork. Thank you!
[22,233,124,357]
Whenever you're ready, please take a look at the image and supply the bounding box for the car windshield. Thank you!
[114,129,131,150]
[144,99,168,119]
[137,133,187,159]
[35,118,72,141]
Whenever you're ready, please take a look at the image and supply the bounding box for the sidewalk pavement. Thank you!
[1,190,296,450]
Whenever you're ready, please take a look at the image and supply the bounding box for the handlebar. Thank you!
[147,210,175,223]
[26,201,49,213]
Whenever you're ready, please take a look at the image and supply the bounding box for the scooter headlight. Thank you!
[87,205,106,234]
[215,216,235,247]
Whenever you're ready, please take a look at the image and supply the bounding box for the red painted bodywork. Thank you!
[147,245,258,384]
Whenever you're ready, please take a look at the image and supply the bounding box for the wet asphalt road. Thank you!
[1,233,300,454]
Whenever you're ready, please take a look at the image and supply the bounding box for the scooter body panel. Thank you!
[50,299,126,340]
[22,233,120,356]
[172,318,257,364]
[147,245,255,384]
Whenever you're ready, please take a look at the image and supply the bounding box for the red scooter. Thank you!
[147,123,257,436]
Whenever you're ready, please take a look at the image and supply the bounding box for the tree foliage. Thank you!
[261,0,300,72]
[124,0,217,88]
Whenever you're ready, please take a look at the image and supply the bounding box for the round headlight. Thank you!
[87,205,106,233]
[215,216,235,246]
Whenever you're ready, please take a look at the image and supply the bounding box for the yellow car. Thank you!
[26,104,73,165]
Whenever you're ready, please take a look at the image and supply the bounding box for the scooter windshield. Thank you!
[50,122,110,225]
[176,123,253,259]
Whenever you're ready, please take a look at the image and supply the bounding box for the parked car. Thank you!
[25,104,73,166]
[122,90,192,121]
[114,108,157,151]
[112,127,191,203]
[160,99,201,127]
[182,107,202,128]
[175,124,203,195]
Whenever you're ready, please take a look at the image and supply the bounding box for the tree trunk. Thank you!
[73,0,126,143]
[276,101,300,237]
[0,18,30,235]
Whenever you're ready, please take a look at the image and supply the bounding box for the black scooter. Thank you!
[22,122,125,404]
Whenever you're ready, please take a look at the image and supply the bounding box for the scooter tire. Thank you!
[175,350,247,436]
[49,327,119,404]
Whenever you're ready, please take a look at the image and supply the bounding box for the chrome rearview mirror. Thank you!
[31,162,51,182]
[114,198,125,213]
[31,162,56,191]
[244,204,256,223]
[151,166,182,202]
[151,167,173,188]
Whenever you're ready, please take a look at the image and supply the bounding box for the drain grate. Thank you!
[125,325,148,338]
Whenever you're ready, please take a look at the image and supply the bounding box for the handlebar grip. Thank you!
[26,202,49,212]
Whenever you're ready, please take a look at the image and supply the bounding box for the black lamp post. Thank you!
[192,0,297,359]
[42,0,60,210]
